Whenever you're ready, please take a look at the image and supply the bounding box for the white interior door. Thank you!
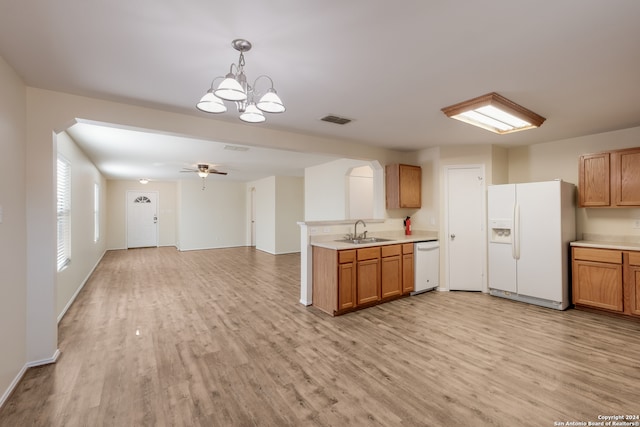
[250,187,256,247]
[445,166,485,291]
[127,191,158,248]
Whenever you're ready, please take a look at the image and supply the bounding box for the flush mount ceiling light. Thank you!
[441,92,545,134]
[196,39,285,124]
[139,178,149,184]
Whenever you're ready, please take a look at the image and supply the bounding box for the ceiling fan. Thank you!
[180,164,228,190]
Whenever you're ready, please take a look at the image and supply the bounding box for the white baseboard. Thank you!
[0,364,27,410]
[0,349,59,410]
[57,250,107,324]
[26,349,60,368]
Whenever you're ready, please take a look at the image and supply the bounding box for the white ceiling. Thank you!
[2,1,640,181]
[65,120,340,182]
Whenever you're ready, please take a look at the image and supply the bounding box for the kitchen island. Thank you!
[310,231,437,316]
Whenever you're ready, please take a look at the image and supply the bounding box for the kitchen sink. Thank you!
[335,237,394,245]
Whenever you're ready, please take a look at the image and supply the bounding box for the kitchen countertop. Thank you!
[570,240,640,251]
[311,231,438,250]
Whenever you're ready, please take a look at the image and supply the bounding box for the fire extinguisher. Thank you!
[404,216,412,235]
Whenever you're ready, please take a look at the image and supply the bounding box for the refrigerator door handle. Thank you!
[513,202,521,260]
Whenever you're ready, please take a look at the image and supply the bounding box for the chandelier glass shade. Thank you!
[197,39,285,123]
[196,88,227,113]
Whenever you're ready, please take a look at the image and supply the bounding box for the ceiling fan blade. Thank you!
[210,170,228,175]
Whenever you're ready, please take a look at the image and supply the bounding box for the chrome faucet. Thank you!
[354,219,367,240]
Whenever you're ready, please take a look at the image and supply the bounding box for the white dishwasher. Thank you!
[412,240,439,295]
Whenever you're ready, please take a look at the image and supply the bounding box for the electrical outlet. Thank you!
[310,227,318,234]
[323,227,331,233]
[633,219,640,229]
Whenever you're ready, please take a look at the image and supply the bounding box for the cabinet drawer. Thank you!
[629,251,640,266]
[573,247,622,264]
[381,244,401,258]
[338,250,356,264]
[357,247,380,261]
[402,243,414,254]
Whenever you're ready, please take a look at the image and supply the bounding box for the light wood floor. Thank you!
[1,247,640,426]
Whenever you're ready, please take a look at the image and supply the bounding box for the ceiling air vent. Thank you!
[224,145,250,151]
[320,115,352,125]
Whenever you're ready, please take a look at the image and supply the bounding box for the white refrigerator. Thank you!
[487,180,576,310]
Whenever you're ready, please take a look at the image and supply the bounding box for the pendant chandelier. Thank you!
[196,39,285,123]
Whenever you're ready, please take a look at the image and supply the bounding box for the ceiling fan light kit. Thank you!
[180,164,228,190]
[441,92,545,134]
[197,39,285,123]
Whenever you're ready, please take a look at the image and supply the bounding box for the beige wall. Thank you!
[0,55,27,406]
[275,176,305,254]
[305,158,387,221]
[247,176,305,254]
[56,132,107,319]
[107,180,177,249]
[508,126,640,238]
[407,147,440,231]
[177,179,246,251]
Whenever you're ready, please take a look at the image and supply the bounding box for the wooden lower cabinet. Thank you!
[381,245,402,299]
[338,251,356,311]
[572,259,623,312]
[628,252,640,316]
[312,242,419,316]
[357,247,381,305]
[402,243,414,294]
[571,246,640,318]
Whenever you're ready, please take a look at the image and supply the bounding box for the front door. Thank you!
[127,191,158,248]
[445,165,485,291]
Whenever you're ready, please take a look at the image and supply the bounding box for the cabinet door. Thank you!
[399,165,422,208]
[579,152,610,207]
[357,258,380,305]
[338,261,356,311]
[628,252,640,316]
[402,253,414,294]
[381,255,402,299]
[612,148,640,206]
[385,164,422,209]
[572,259,623,312]
[629,266,640,316]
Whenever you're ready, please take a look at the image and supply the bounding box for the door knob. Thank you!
[450,234,456,240]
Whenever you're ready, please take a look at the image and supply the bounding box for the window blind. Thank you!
[94,182,100,242]
[57,155,71,271]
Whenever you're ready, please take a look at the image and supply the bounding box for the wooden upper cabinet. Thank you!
[612,147,640,206]
[386,164,422,209]
[579,147,640,208]
[579,152,610,207]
